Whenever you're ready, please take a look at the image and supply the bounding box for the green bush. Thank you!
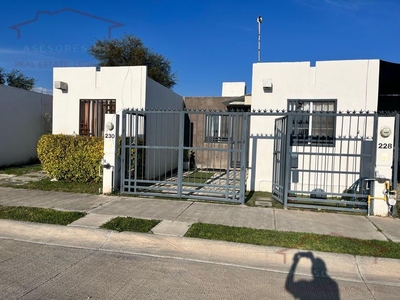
[37,134,104,182]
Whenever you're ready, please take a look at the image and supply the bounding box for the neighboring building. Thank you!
[222,82,246,97]
[248,59,400,192]
[183,82,250,169]
[0,85,52,167]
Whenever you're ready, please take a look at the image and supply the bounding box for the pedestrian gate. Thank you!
[272,111,385,213]
[119,109,249,203]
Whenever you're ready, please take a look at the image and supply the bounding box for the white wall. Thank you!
[53,66,147,134]
[0,85,52,167]
[145,78,184,179]
[249,59,381,192]
[222,82,246,97]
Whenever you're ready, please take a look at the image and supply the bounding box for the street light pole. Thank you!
[257,15,262,62]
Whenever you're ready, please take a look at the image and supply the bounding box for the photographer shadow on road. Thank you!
[285,251,340,300]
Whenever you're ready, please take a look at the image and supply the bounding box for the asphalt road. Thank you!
[0,239,398,300]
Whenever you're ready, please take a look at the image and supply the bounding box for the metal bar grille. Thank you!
[120,109,248,203]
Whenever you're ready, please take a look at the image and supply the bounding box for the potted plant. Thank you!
[183,149,195,171]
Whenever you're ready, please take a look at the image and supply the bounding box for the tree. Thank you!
[6,69,35,90]
[0,68,6,85]
[0,68,35,91]
[88,34,177,89]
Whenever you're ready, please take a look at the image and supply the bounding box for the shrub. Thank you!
[37,134,104,182]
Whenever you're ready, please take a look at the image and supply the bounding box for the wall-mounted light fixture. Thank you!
[54,81,68,92]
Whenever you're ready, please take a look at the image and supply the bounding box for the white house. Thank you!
[52,66,183,136]
[53,66,184,185]
[0,85,52,167]
[248,59,400,192]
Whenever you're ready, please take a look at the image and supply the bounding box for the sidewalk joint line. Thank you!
[354,256,377,300]
[366,217,391,242]
[174,201,194,220]
[99,231,113,250]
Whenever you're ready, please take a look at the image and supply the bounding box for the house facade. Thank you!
[248,59,400,192]
[53,66,183,182]
[53,66,183,136]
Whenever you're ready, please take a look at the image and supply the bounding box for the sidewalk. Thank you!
[0,187,399,242]
[1,186,400,290]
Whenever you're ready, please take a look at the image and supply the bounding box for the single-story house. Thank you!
[248,59,400,193]
[183,82,250,169]
[51,60,400,209]
[53,66,183,136]
[52,66,183,180]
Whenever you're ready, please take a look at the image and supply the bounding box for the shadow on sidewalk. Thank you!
[285,251,340,300]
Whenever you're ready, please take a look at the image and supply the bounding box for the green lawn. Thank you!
[101,217,161,233]
[8,179,102,194]
[182,170,215,184]
[0,164,42,176]
[185,222,400,259]
[0,206,86,225]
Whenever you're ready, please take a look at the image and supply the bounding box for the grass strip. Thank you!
[101,217,161,233]
[0,206,86,225]
[185,223,400,259]
[182,171,215,184]
[8,179,102,194]
[0,164,42,176]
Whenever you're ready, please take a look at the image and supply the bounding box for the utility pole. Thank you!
[257,16,262,62]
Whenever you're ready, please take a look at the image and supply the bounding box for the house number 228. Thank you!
[378,143,392,149]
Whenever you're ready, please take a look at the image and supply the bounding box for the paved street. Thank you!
[1,238,399,300]
[1,220,400,299]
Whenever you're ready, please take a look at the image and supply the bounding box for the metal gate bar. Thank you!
[120,109,248,203]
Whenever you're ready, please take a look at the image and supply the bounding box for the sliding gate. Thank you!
[120,109,249,203]
[272,111,379,212]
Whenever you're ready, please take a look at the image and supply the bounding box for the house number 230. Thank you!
[105,134,115,138]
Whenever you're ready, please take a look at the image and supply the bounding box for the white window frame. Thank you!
[205,114,229,143]
[288,99,336,146]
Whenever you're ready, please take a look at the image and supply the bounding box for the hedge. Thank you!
[37,134,104,183]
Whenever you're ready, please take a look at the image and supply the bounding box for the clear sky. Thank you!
[1,0,399,96]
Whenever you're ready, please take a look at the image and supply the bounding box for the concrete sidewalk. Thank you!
[0,187,399,242]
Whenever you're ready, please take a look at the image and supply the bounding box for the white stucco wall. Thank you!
[53,66,147,135]
[0,85,52,167]
[222,82,246,97]
[249,59,381,192]
[145,78,184,179]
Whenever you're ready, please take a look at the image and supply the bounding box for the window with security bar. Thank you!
[288,100,336,146]
[204,114,229,142]
[79,99,116,136]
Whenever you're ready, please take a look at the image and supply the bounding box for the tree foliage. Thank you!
[0,68,6,85]
[0,68,35,90]
[88,34,177,89]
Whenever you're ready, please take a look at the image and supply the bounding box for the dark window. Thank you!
[288,100,336,146]
[79,99,116,136]
[205,115,229,142]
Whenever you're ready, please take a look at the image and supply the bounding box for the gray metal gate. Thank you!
[272,110,379,212]
[120,109,249,203]
[272,117,288,204]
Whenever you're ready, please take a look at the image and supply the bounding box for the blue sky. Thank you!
[1,0,399,96]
